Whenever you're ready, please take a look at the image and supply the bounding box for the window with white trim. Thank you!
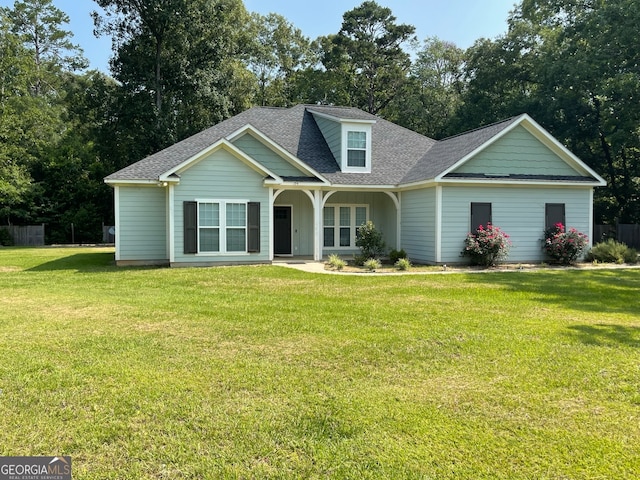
[323,204,368,248]
[347,131,367,167]
[194,200,247,254]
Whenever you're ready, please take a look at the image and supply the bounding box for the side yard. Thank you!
[0,247,639,479]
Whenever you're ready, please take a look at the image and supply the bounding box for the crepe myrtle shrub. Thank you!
[356,221,386,260]
[461,223,512,266]
[543,223,589,265]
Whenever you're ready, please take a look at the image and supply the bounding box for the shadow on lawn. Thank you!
[466,268,640,317]
[566,324,640,348]
[27,252,118,272]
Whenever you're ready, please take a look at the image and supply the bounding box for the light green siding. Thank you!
[440,185,592,263]
[313,115,342,164]
[322,191,397,255]
[275,190,315,256]
[172,148,270,264]
[118,186,167,261]
[455,125,579,176]
[401,188,437,264]
[232,134,308,177]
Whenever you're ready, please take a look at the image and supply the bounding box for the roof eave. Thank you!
[307,108,377,125]
[439,177,605,187]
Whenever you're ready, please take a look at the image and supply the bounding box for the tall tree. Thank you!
[245,12,313,106]
[387,37,465,138]
[322,1,416,114]
[4,0,86,96]
[0,17,32,222]
[93,0,252,158]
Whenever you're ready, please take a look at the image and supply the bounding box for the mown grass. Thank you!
[0,247,639,479]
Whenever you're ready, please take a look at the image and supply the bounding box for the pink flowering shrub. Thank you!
[461,223,512,266]
[543,223,588,265]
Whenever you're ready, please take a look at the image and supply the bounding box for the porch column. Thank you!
[313,190,323,261]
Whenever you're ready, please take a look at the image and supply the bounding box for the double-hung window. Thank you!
[347,131,367,168]
[323,204,368,248]
[199,202,220,252]
[184,200,259,254]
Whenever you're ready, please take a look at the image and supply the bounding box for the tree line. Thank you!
[1,0,637,243]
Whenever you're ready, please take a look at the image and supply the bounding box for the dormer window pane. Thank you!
[347,131,367,167]
[348,131,366,148]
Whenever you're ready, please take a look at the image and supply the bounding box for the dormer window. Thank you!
[347,131,367,167]
[308,108,375,173]
[341,124,372,173]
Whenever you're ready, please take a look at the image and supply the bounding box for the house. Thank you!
[104,104,606,266]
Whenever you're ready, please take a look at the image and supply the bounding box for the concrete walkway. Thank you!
[272,259,331,274]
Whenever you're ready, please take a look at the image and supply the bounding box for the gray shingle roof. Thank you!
[104,106,575,187]
[400,117,521,184]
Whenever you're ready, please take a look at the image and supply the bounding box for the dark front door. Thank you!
[274,206,292,255]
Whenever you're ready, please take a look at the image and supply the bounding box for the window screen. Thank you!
[471,203,492,231]
[545,203,566,230]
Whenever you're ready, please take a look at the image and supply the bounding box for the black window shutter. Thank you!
[545,203,566,230]
[471,202,492,231]
[247,202,260,253]
[184,201,197,254]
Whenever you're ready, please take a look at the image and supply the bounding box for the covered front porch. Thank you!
[271,188,400,261]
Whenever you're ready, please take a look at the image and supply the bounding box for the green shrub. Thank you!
[543,223,589,265]
[327,253,346,270]
[0,228,13,246]
[395,257,411,271]
[461,223,511,266]
[363,258,381,271]
[353,254,368,266]
[587,239,638,264]
[389,248,407,264]
[356,221,386,259]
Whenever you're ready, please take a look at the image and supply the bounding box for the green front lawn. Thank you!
[1,247,639,479]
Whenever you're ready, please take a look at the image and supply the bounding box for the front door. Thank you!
[274,206,292,255]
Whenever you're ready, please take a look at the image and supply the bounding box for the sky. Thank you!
[0,0,517,73]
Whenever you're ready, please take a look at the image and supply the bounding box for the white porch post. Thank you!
[269,188,275,261]
[396,191,402,249]
[314,190,322,261]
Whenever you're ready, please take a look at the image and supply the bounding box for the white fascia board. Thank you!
[397,179,438,191]
[307,109,377,125]
[158,138,283,183]
[435,115,525,181]
[276,181,327,188]
[438,178,604,187]
[225,124,330,184]
[321,183,399,191]
[104,179,168,186]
